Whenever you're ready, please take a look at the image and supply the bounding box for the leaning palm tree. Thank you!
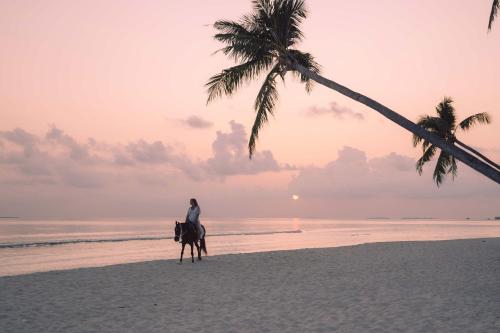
[413,97,497,186]
[206,0,500,184]
[489,0,499,30]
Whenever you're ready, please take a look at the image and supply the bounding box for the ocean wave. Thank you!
[0,230,302,249]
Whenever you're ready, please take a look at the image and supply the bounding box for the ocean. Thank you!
[1,218,500,276]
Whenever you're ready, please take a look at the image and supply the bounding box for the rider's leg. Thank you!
[195,222,201,241]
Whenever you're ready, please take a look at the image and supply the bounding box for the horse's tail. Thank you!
[200,236,207,255]
[200,238,207,255]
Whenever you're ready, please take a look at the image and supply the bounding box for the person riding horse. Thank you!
[175,198,207,263]
[185,198,201,241]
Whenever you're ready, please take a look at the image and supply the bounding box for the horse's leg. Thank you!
[194,242,201,261]
[180,242,185,263]
[190,242,194,263]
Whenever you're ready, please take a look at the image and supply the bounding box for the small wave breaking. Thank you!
[0,230,302,249]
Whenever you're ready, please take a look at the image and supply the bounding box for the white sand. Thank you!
[1,238,500,332]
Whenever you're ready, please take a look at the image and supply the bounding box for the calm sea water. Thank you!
[1,218,500,276]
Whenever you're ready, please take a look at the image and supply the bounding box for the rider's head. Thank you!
[190,198,198,208]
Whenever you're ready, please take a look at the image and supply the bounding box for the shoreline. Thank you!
[2,234,500,278]
[4,218,500,277]
[2,238,500,332]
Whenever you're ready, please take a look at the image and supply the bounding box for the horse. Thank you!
[174,221,207,263]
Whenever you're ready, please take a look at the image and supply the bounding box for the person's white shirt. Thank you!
[187,206,200,223]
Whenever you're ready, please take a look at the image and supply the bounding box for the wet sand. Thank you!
[4,218,500,277]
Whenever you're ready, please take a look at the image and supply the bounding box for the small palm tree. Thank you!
[206,0,500,184]
[413,97,496,186]
[489,0,499,30]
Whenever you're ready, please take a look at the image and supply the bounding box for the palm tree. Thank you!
[206,0,500,184]
[413,97,497,186]
[489,0,499,30]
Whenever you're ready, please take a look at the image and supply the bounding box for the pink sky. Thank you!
[0,0,499,219]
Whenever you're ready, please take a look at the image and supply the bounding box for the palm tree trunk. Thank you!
[455,139,500,171]
[489,0,499,31]
[292,62,500,184]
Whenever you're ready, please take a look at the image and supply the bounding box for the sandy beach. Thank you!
[1,238,500,332]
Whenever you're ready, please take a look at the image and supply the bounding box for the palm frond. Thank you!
[436,97,456,130]
[415,116,441,131]
[213,20,272,62]
[214,20,251,36]
[249,65,280,157]
[252,0,274,17]
[421,139,433,151]
[269,0,307,47]
[413,116,441,147]
[206,57,274,103]
[412,135,422,148]
[288,49,320,92]
[433,150,452,186]
[240,13,265,32]
[489,0,499,30]
[416,145,437,175]
[449,156,458,179]
[458,112,491,131]
[413,136,436,150]
[250,0,275,38]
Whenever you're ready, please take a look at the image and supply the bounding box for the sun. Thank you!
[292,194,299,201]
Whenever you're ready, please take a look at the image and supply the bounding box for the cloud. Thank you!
[204,121,287,177]
[0,122,295,218]
[0,121,288,188]
[125,140,171,164]
[113,120,285,179]
[181,115,213,129]
[45,126,90,161]
[0,136,106,188]
[289,147,371,198]
[1,129,498,219]
[0,128,38,157]
[306,101,364,120]
[370,152,414,172]
[289,146,499,200]
[112,152,135,166]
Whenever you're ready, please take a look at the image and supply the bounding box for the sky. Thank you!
[0,0,499,219]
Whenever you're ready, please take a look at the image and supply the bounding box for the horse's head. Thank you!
[174,221,181,242]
